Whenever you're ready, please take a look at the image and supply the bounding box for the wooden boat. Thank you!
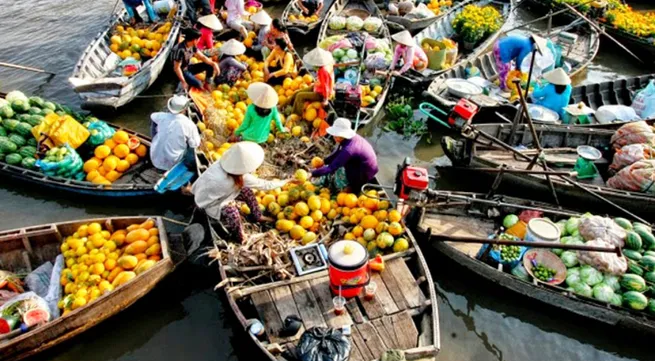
[400,0,513,87]
[408,190,655,335]
[0,216,185,361]
[69,1,185,108]
[436,122,655,218]
[317,0,393,126]
[424,20,600,109]
[385,5,442,34]
[282,0,344,36]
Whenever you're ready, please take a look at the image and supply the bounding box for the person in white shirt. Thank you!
[150,95,201,171]
[191,142,293,243]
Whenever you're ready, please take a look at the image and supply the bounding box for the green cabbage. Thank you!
[332,48,345,60]
[603,275,621,292]
[565,217,580,235]
[592,283,615,303]
[556,220,568,236]
[346,16,363,31]
[329,16,346,30]
[572,282,592,298]
[363,16,382,32]
[580,265,604,286]
[560,251,579,267]
[6,90,28,103]
[610,293,623,307]
[566,267,582,287]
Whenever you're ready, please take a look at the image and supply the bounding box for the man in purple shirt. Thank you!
[312,118,379,193]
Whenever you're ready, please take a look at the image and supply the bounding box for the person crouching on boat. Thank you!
[264,38,297,85]
[250,10,273,58]
[196,14,223,51]
[290,47,334,115]
[215,39,248,86]
[192,142,293,243]
[311,118,378,193]
[122,0,159,24]
[263,19,295,54]
[226,0,252,40]
[493,34,546,92]
[172,28,221,91]
[298,0,324,17]
[230,83,288,143]
[390,30,427,76]
[150,95,201,171]
[531,68,572,119]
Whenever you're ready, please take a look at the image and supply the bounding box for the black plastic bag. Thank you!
[297,327,350,361]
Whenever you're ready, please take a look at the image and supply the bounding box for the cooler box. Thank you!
[334,83,361,119]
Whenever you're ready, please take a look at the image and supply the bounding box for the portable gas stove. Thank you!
[290,243,328,276]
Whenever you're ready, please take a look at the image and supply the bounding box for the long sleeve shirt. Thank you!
[123,0,159,22]
[235,104,284,143]
[312,135,378,192]
[150,112,201,171]
[497,35,534,66]
[531,83,573,118]
[391,44,427,74]
[197,27,214,51]
[266,48,296,78]
[314,66,335,100]
[253,25,271,51]
[219,56,247,72]
[193,163,286,220]
[226,0,248,24]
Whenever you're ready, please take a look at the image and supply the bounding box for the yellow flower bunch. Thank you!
[604,7,655,38]
[452,5,502,43]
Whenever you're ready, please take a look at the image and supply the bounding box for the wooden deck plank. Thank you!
[346,298,365,324]
[380,266,408,311]
[422,213,493,257]
[270,286,305,343]
[381,315,400,349]
[373,317,399,349]
[290,281,327,330]
[392,311,419,350]
[386,259,424,309]
[348,340,365,361]
[372,272,399,315]
[350,326,374,361]
[308,277,353,328]
[251,291,284,343]
[356,322,388,359]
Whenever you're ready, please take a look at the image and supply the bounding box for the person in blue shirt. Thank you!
[122,0,159,24]
[493,34,545,91]
[531,68,572,118]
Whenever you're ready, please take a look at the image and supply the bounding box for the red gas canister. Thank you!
[328,240,369,298]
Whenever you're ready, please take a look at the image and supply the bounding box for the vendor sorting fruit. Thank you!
[195,14,223,51]
[172,28,221,91]
[297,0,324,17]
[264,38,297,84]
[150,95,201,171]
[250,10,273,57]
[122,0,159,24]
[230,83,288,143]
[291,47,335,114]
[264,19,294,52]
[531,68,572,118]
[493,34,547,91]
[312,118,378,193]
[191,142,292,243]
[216,39,248,86]
[390,30,427,75]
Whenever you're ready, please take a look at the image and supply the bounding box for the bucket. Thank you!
[525,218,561,243]
[328,240,369,298]
[153,0,173,14]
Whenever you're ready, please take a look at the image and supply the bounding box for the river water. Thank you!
[0,0,653,360]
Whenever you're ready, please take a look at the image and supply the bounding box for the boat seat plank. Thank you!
[270,286,305,343]
[373,317,399,349]
[348,342,365,361]
[386,259,424,309]
[422,213,493,257]
[251,290,286,344]
[392,311,419,350]
[346,298,365,324]
[290,281,327,330]
[350,326,374,361]
[357,272,398,320]
[308,277,353,329]
[379,263,409,311]
[355,322,388,360]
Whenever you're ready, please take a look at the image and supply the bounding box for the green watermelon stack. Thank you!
[0,91,41,169]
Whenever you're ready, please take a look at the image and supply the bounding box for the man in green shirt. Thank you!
[232,82,287,143]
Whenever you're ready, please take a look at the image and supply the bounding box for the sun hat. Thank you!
[542,68,571,86]
[303,47,334,67]
[198,14,223,31]
[167,95,189,114]
[530,34,548,55]
[391,30,413,46]
[326,118,356,139]
[247,82,279,109]
[220,39,247,56]
[220,141,265,175]
[251,10,272,26]
[182,27,202,41]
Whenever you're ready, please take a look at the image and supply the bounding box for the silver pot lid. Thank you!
[527,104,560,122]
[445,79,483,98]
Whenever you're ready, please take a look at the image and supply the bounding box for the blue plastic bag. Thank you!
[631,80,655,119]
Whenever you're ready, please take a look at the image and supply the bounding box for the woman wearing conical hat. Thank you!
[531,68,572,118]
[231,83,288,144]
[196,14,223,51]
[390,30,427,75]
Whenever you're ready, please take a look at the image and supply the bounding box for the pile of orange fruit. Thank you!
[83,130,147,185]
[426,0,453,16]
[288,13,320,23]
[108,23,172,61]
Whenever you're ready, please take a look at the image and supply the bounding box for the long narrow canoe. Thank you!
[0,216,185,361]
[317,0,393,126]
[282,0,345,36]
[408,190,655,336]
[69,1,185,108]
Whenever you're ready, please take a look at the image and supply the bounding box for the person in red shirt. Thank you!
[195,14,223,51]
[291,47,334,115]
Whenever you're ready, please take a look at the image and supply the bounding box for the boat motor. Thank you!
[448,98,479,128]
[573,145,601,180]
[394,158,430,200]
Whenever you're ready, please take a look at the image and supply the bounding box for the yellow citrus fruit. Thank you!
[113,144,130,158]
[113,130,130,144]
[116,159,130,172]
[94,145,111,159]
[299,216,314,229]
[103,156,119,172]
[388,210,402,223]
[87,222,102,235]
[295,202,310,217]
[83,158,101,173]
[135,144,147,158]
[126,153,139,165]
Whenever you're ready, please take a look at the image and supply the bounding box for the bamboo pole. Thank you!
[0,62,55,76]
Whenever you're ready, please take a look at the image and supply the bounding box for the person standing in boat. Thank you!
[493,34,546,91]
[149,95,201,171]
[291,47,334,114]
[225,0,251,40]
[264,38,297,84]
[122,0,159,24]
[312,118,378,193]
[531,68,572,118]
[195,14,223,51]
[172,28,221,91]
[390,30,428,75]
[216,39,248,86]
[297,0,323,17]
[192,142,292,243]
[231,83,288,143]
[250,10,273,58]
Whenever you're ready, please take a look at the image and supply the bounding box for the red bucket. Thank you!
[328,240,369,298]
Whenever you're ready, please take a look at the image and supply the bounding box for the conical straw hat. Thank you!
[198,14,223,31]
[250,10,272,26]
[531,34,548,55]
[391,30,413,46]
[221,39,246,56]
[220,141,265,175]
[247,82,279,109]
[303,47,334,67]
[542,68,571,85]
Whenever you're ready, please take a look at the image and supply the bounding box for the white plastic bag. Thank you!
[596,105,640,124]
[521,47,555,78]
[577,239,627,276]
[631,80,655,119]
[578,216,626,247]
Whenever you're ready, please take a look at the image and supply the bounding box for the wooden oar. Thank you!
[0,62,56,76]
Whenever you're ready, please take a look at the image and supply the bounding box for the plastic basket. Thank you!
[523,249,567,285]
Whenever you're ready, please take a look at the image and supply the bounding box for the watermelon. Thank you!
[27,115,43,126]
[0,105,14,119]
[43,101,56,111]
[42,108,54,115]
[0,137,17,153]
[0,315,20,333]
[3,119,19,131]
[11,100,30,113]
[634,222,652,232]
[15,122,32,137]
[646,251,655,258]
[22,308,49,327]
[17,114,31,123]
[645,271,655,283]
[636,226,655,250]
[26,137,37,147]
[9,134,26,147]
[623,291,649,310]
[621,274,647,292]
[628,259,644,276]
[625,231,643,250]
[18,146,36,158]
[5,153,22,165]
[641,255,655,271]
[648,299,655,315]
[28,96,45,108]
[503,214,519,229]
[623,249,642,261]
[614,217,633,230]
[0,128,5,137]
[27,107,42,116]
[21,156,36,169]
